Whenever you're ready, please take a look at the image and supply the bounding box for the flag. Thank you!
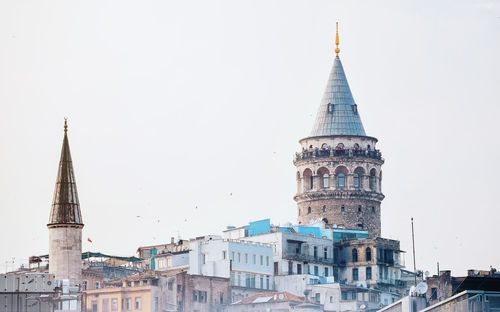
[87,238,93,243]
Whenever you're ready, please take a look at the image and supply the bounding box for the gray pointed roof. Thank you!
[48,122,83,227]
[310,55,366,137]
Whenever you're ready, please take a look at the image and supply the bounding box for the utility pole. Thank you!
[411,217,417,286]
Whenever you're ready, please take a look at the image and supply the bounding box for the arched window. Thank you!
[323,174,329,188]
[303,169,313,190]
[353,173,359,188]
[310,175,314,189]
[366,248,372,261]
[322,205,326,213]
[338,173,345,187]
[369,169,376,191]
[307,207,311,214]
[352,248,358,262]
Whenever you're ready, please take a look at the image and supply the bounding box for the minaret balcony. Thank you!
[294,148,383,163]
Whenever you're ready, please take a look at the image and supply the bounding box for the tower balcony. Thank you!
[294,148,382,163]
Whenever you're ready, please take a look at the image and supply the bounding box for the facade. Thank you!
[293,24,384,237]
[137,239,189,270]
[228,291,322,312]
[175,272,231,312]
[188,236,274,302]
[154,251,189,272]
[425,270,465,306]
[47,120,84,287]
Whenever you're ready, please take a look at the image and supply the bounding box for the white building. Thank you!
[154,250,189,271]
[188,236,274,302]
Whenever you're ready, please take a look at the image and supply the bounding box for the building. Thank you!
[154,250,189,272]
[293,23,384,237]
[228,291,322,312]
[175,271,231,312]
[47,120,84,287]
[188,236,274,302]
[335,237,405,295]
[136,239,190,271]
[425,270,465,306]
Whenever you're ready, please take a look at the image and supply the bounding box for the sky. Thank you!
[0,0,499,276]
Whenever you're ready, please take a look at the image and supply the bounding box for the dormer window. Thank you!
[327,103,334,113]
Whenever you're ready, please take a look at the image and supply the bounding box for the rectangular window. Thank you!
[193,290,199,302]
[325,267,329,277]
[168,280,173,290]
[95,281,100,289]
[222,251,227,260]
[315,293,320,303]
[266,256,269,266]
[260,275,264,289]
[266,276,270,290]
[245,253,248,264]
[134,297,141,310]
[111,299,118,311]
[102,299,109,312]
[237,272,241,286]
[92,300,98,312]
[253,254,256,264]
[353,268,359,281]
[260,255,264,265]
[154,297,159,312]
[324,247,328,259]
[231,252,235,261]
[202,254,206,264]
[237,253,241,263]
[366,267,372,280]
[83,280,88,290]
[297,264,302,274]
[126,298,131,311]
[313,246,318,259]
[431,288,438,300]
[314,266,319,276]
[220,292,224,304]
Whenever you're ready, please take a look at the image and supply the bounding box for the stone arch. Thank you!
[353,167,365,189]
[303,168,313,190]
[369,168,377,191]
[317,167,330,188]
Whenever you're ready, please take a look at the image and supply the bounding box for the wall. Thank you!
[48,226,82,287]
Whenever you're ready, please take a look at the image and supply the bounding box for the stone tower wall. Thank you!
[48,226,82,286]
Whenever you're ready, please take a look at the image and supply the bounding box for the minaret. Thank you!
[294,24,384,237]
[47,119,84,286]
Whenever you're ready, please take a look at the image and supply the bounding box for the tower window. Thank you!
[308,207,311,214]
[371,207,375,213]
[341,205,345,212]
[353,173,360,188]
[323,174,329,188]
[322,205,326,212]
[310,175,314,189]
[351,104,358,114]
[328,103,334,113]
[337,173,345,187]
[366,248,372,261]
[352,248,358,262]
[358,205,362,212]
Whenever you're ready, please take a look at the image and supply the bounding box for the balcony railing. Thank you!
[283,252,334,265]
[295,148,382,161]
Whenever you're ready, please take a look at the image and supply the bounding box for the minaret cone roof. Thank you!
[310,55,366,137]
[48,120,83,227]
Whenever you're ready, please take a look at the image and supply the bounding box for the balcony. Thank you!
[283,252,334,265]
[295,148,382,162]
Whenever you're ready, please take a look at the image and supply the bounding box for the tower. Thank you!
[294,24,384,237]
[47,119,84,286]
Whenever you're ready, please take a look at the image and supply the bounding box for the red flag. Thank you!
[87,238,93,243]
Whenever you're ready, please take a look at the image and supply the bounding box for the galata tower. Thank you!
[294,24,384,237]
[47,119,84,286]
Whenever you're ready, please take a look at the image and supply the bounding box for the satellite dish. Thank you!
[416,282,428,295]
[409,286,416,294]
[425,271,430,277]
[359,304,367,310]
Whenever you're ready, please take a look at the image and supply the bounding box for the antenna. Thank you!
[411,217,417,286]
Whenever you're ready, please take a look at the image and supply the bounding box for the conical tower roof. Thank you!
[48,120,83,227]
[310,55,366,137]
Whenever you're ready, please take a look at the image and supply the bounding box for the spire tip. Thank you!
[335,22,340,56]
[64,117,68,134]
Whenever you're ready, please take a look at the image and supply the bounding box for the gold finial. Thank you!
[64,117,68,134]
[335,22,340,56]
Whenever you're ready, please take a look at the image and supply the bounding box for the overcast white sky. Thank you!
[1,0,499,276]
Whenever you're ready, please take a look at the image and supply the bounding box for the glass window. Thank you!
[354,173,360,188]
[366,248,372,261]
[260,255,264,265]
[341,205,345,212]
[325,267,329,277]
[237,253,241,263]
[253,254,256,264]
[352,248,358,262]
[322,205,326,212]
[353,268,359,281]
[111,299,118,311]
[245,253,248,264]
[134,297,141,310]
[315,293,320,303]
[266,256,269,266]
[308,207,311,214]
[323,174,329,187]
[222,251,227,260]
[338,173,345,187]
[366,267,372,280]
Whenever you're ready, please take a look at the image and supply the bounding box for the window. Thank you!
[371,206,375,213]
[358,205,362,212]
[260,255,264,265]
[308,207,311,214]
[266,276,270,290]
[325,267,329,277]
[322,205,326,212]
[193,290,199,302]
[353,268,359,281]
[92,300,98,312]
[134,297,141,310]
[297,263,302,274]
[353,173,360,188]
[266,256,269,266]
[352,248,358,262]
[366,248,372,261]
[202,254,206,264]
[237,253,241,263]
[315,293,320,303]
[83,280,88,290]
[338,173,345,187]
[220,292,224,304]
[313,246,318,259]
[231,252,235,261]
[111,299,118,311]
[431,288,438,300]
[310,175,314,189]
[260,275,264,289]
[102,299,109,312]
[324,247,328,259]
[370,169,376,191]
[328,103,333,112]
[366,267,372,280]
[154,297,159,312]
[330,296,334,303]
[253,254,256,264]
[323,174,329,187]
[95,281,100,289]
[222,251,227,259]
[314,266,319,276]
[341,205,345,212]
[245,253,248,264]
[126,298,132,311]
